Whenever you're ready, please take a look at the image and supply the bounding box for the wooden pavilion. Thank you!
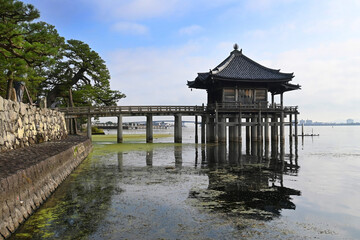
[188,44,300,153]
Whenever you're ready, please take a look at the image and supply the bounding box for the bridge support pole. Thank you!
[229,117,238,142]
[201,115,206,144]
[195,115,198,144]
[289,114,293,140]
[117,115,123,143]
[238,112,242,143]
[265,115,269,144]
[66,118,71,134]
[218,115,226,143]
[280,111,285,145]
[264,114,269,159]
[87,115,92,140]
[246,118,250,155]
[146,114,153,143]
[294,112,298,138]
[175,114,182,143]
[271,115,278,157]
[251,116,257,156]
[206,115,211,143]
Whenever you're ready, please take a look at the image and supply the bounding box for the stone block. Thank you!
[0,96,3,111]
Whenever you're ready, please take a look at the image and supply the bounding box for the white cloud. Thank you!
[178,25,203,36]
[111,22,148,35]
[271,39,360,121]
[106,43,216,106]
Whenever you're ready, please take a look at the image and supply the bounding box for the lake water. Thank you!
[10,125,360,239]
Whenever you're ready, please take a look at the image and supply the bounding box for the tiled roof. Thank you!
[211,49,293,81]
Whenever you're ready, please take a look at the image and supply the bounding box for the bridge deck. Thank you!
[58,104,298,118]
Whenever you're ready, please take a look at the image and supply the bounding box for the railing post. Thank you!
[87,115,92,140]
[117,114,123,143]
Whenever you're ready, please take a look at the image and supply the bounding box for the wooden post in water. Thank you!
[87,115,92,139]
[206,115,211,143]
[117,114,123,143]
[218,115,226,143]
[302,123,304,137]
[289,114,293,140]
[251,116,257,155]
[174,114,182,143]
[146,114,153,143]
[246,118,250,154]
[257,111,262,144]
[280,111,285,144]
[229,116,238,142]
[214,105,219,143]
[195,115,198,144]
[201,115,206,143]
[238,112,242,143]
[265,114,269,144]
[295,113,298,138]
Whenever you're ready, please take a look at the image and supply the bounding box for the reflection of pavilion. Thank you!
[191,143,300,220]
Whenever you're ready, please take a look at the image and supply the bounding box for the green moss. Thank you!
[92,133,172,142]
[93,142,183,153]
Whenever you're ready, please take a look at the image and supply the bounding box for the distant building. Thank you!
[299,120,305,125]
[305,119,313,124]
[347,119,354,124]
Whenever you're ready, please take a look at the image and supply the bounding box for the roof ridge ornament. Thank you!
[233,43,239,50]
[232,43,242,54]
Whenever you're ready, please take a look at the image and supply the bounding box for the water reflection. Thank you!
[11,157,118,240]
[191,142,301,220]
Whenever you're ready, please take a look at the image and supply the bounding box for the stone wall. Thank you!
[0,96,67,152]
[0,137,92,239]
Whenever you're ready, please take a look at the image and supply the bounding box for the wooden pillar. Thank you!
[201,115,206,144]
[175,114,182,143]
[71,118,77,135]
[146,114,153,143]
[218,115,226,143]
[229,116,238,142]
[251,116,257,143]
[214,110,219,143]
[271,115,278,148]
[238,112,242,143]
[206,115,211,143]
[271,93,275,107]
[295,113,298,137]
[251,116,257,156]
[87,115,92,139]
[195,115,198,144]
[265,115,269,143]
[280,111,285,144]
[117,115,123,143]
[67,118,72,134]
[289,114,293,139]
[280,93,284,108]
[257,111,262,144]
[246,118,250,154]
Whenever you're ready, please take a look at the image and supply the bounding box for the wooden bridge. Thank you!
[59,103,299,148]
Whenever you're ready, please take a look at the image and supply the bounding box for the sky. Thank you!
[22,0,360,122]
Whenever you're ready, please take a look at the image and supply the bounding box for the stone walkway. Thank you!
[0,135,89,180]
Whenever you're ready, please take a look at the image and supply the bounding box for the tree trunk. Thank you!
[69,88,77,134]
[47,67,86,107]
[6,71,13,100]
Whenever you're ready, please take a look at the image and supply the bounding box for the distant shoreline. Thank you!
[299,123,360,126]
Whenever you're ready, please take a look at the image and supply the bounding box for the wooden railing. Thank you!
[58,105,207,116]
[59,103,298,117]
[207,103,298,112]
